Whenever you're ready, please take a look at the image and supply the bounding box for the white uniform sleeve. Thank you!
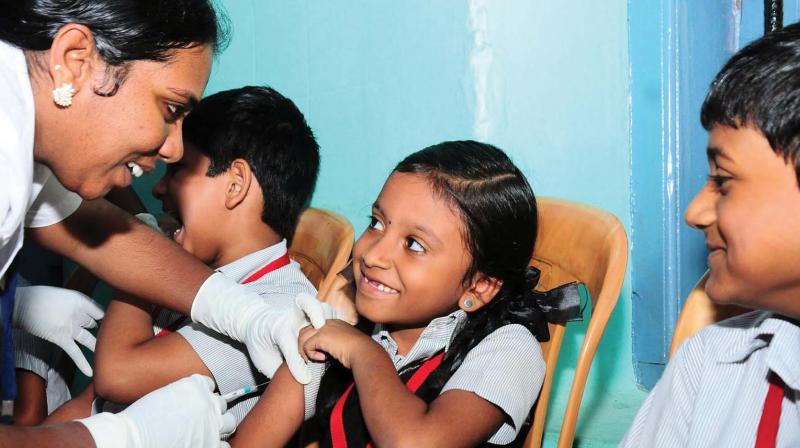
[441,324,545,445]
[25,164,82,228]
[619,330,706,447]
[0,157,20,247]
[0,40,36,278]
[302,362,328,420]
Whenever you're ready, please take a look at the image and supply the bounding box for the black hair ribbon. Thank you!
[524,266,585,325]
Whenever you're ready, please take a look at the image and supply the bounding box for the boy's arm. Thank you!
[12,370,47,426]
[12,330,52,427]
[45,383,97,423]
[93,295,212,404]
[229,364,305,448]
[0,421,96,448]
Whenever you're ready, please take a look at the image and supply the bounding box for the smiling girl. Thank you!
[231,140,572,447]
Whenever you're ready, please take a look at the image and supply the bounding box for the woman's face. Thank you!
[37,44,213,200]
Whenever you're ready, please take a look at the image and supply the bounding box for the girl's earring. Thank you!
[463,298,474,309]
[52,83,75,107]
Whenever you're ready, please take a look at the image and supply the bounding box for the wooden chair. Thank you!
[524,197,628,448]
[289,208,356,322]
[668,271,748,358]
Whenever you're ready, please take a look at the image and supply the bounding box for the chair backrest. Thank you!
[668,271,748,358]
[289,208,355,299]
[524,197,628,448]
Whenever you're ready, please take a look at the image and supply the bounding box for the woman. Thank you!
[0,2,327,446]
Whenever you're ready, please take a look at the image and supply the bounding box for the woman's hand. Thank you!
[300,319,375,368]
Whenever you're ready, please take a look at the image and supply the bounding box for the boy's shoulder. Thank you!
[680,309,792,362]
[222,242,317,294]
[244,264,316,299]
[687,309,765,346]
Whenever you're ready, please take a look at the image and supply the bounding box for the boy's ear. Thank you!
[224,159,253,210]
[48,24,99,96]
[458,273,503,313]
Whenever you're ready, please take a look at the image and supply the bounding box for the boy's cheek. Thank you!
[705,267,746,306]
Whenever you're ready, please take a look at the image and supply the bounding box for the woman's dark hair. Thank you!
[0,0,229,94]
[316,141,548,426]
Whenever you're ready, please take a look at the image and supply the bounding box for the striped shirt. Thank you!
[303,310,545,445]
[621,310,800,447]
[177,240,316,426]
[95,240,317,427]
[12,276,72,413]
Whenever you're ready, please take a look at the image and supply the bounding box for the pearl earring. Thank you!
[52,83,75,107]
[463,298,474,309]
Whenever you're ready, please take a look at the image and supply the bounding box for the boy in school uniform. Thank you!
[48,85,323,428]
[621,24,800,447]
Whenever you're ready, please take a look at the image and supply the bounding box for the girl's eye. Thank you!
[406,237,425,253]
[165,103,188,123]
[367,215,384,231]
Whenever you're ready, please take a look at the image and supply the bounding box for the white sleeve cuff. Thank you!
[25,165,82,228]
[76,412,129,448]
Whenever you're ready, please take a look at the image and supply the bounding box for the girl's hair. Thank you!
[394,140,547,397]
[0,0,229,94]
[394,140,537,298]
[317,140,548,421]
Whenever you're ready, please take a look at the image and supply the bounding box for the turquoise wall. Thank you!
[166,0,641,445]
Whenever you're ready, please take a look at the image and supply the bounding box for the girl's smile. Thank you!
[359,273,400,296]
[352,172,473,336]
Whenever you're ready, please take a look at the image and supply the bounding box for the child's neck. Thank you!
[209,226,283,270]
[385,307,463,356]
[387,326,427,357]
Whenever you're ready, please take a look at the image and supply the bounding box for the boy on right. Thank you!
[621,24,800,447]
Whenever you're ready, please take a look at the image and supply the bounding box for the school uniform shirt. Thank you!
[302,310,545,445]
[177,240,317,426]
[621,310,800,447]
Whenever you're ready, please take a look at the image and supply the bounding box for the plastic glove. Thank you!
[190,273,332,384]
[12,285,104,376]
[78,374,236,448]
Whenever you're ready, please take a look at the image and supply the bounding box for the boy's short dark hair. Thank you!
[701,23,800,182]
[183,86,320,241]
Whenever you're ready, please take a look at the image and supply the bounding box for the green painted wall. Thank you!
[135,1,645,445]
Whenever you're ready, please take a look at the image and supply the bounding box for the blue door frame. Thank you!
[628,0,800,389]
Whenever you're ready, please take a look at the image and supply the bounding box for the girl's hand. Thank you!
[300,319,374,368]
[298,324,319,362]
